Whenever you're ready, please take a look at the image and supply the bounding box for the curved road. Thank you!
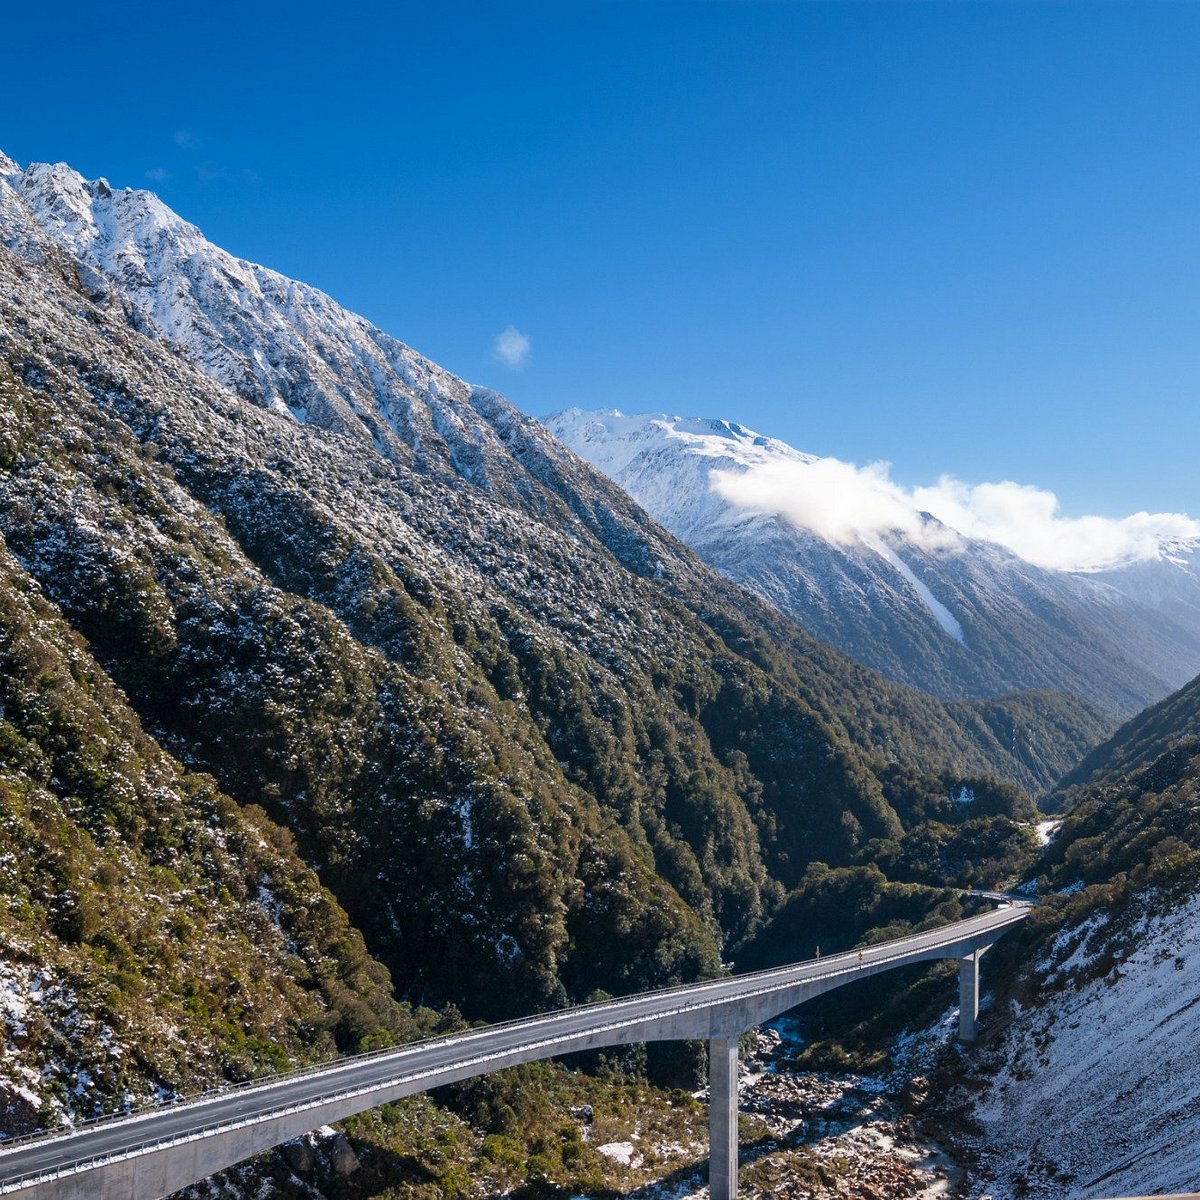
[0,903,1029,1197]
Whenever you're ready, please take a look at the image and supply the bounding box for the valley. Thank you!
[0,146,1197,1200]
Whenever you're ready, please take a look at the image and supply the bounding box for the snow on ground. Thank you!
[1034,819,1061,847]
[869,540,966,643]
[960,888,1200,1198]
[596,1141,639,1167]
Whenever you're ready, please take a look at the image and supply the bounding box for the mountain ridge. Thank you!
[0,150,1108,1034]
[545,407,1200,716]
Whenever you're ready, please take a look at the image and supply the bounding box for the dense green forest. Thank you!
[0,176,1122,1199]
[1053,667,1200,802]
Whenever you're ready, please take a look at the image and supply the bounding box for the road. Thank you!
[0,903,1028,1194]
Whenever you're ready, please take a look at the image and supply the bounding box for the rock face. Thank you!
[545,408,1200,717]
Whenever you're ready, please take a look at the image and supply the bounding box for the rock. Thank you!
[281,1138,315,1173]
[0,1085,41,1137]
[327,1132,360,1176]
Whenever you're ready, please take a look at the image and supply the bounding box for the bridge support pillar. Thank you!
[959,948,983,1042]
[708,1036,740,1200]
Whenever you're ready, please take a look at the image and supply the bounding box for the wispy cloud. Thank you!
[174,130,196,150]
[144,167,170,182]
[492,325,531,369]
[912,477,1200,572]
[711,457,1199,572]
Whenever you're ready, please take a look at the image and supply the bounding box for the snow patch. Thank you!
[963,888,1200,1197]
[870,540,965,643]
[596,1140,638,1165]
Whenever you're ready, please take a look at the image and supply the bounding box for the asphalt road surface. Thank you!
[0,903,1028,1189]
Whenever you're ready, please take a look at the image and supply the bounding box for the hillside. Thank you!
[1053,667,1200,801]
[0,534,423,1132]
[545,409,1200,717]
[941,697,1200,1195]
[0,153,1110,1036]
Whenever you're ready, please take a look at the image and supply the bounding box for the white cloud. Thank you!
[144,167,170,182]
[710,456,1199,572]
[492,325,531,369]
[912,477,1200,572]
[712,457,933,546]
[174,130,196,150]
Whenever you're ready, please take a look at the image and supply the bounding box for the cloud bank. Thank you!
[711,457,1199,572]
[492,325,531,369]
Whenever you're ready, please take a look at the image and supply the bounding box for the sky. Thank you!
[3,0,1199,523]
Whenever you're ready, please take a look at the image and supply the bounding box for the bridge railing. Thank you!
[0,905,1026,1195]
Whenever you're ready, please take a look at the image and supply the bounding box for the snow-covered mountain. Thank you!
[545,409,1200,716]
[4,149,1187,721]
[0,151,535,501]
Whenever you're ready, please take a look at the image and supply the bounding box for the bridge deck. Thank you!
[0,904,1029,1198]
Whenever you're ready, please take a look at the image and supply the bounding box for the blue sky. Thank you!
[4,1,1199,518]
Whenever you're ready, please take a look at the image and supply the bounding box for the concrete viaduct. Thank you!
[0,903,1029,1200]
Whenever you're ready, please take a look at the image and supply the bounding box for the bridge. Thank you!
[0,903,1029,1200]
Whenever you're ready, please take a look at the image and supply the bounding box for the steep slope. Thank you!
[1092,537,1200,640]
[545,409,1200,717]
[1053,666,1200,801]
[0,533,420,1134]
[0,153,1108,1028]
[919,654,1200,1195]
[947,732,1200,1198]
[963,890,1200,1198]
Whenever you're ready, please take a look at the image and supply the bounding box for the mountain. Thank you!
[544,409,1200,717]
[1051,664,1200,802]
[945,701,1200,1197]
[0,152,1109,1041]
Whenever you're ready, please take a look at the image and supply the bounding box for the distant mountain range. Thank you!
[545,409,1200,717]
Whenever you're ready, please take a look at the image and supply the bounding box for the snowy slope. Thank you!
[545,409,1200,716]
[0,151,550,503]
[961,888,1200,1198]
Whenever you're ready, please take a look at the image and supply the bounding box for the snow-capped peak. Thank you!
[545,406,1200,711]
[549,408,816,481]
[0,150,540,496]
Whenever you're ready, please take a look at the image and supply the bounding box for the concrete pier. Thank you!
[959,949,981,1042]
[0,906,1029,1200]
[708,1037,740,1200]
